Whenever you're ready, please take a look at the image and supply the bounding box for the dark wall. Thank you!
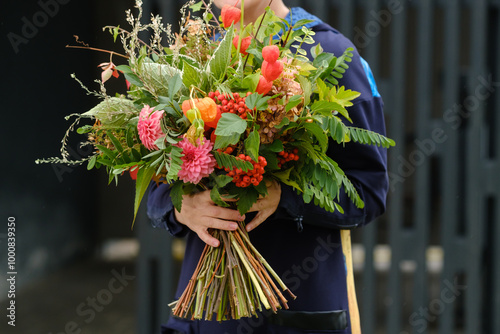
[0,0,134,293]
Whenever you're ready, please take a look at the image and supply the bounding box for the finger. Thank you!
[205,218,239,231]
[246,210,271,232]
[208,206,245,222]
[198,229,220,248]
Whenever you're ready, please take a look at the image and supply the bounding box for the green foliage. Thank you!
[348,127,396,148]
[133,166,156,227]
[208,26,234,81]
[213,151,253,172]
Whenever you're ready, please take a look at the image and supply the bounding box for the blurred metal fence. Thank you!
[137,0,500,333]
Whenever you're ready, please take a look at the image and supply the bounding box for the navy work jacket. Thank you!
[147,7,388,334]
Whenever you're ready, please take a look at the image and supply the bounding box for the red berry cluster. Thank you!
[277,148,299,168]
[208,91,253,119]
[223,154,267,187]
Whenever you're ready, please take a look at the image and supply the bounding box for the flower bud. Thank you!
[221,5,241,28]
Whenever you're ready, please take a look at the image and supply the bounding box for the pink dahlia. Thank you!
[137,105,165,150]
[176,138,216,184]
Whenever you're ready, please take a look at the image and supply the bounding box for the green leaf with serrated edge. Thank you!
[170,181,184,213]
[139,61,182,97]
[182,60,203,91]
[214,113,247,136]
[244,130,260,162]
[83,97,137,127]
[285,95,303,112]
[132,166,156,227]
[235,187,259,215]
[210,187,230,208]
[107,132,124,153]
[208,26,234,80]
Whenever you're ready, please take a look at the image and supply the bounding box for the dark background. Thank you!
[1,1,499,333]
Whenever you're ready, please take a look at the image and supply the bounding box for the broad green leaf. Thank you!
[170,181,184,213]
[210,187,230,208]
[82,97,137,127]
[123,72,143,87]
[244,130,260,162]
[168,73,183,100]
[285,95,303,112]
[214,113,247,136]
[139,61,182,97]
[214,133,241,149]
[182,60,203,91]
[245,93,272,111]
[132,167,156,227]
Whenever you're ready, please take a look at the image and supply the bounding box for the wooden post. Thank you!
[341,229,361,334]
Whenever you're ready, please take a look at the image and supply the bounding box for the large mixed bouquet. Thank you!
[37,0,394,321]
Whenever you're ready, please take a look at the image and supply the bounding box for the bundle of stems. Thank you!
[170,222,296,321]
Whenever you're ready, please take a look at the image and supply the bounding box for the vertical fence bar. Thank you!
[336,0,355,41]
[386,0,408,333]
[412,1,433,332]
[438,0,461,332]
[465,0,488,333]
[359,1,381,333]
[494,11,500,333]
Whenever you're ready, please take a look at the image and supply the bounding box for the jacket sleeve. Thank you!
[272,24,389,229]
[146,182,189,237]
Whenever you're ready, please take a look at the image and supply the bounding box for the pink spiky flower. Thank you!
[137,105,165,151]
[176,138,216,184]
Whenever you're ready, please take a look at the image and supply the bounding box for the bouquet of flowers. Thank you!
[37,0,394,321]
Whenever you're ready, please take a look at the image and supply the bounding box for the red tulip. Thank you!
[261,60,283,82]
[221,5,241,28]
[262,45,280,63]
[255,75,273,95]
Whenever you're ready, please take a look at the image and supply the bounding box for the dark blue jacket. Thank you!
[147,7,388,334]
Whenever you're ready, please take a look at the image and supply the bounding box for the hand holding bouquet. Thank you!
[37,0,394,321]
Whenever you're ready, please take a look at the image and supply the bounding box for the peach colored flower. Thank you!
[176,138,216,184]
[137,105,165,151]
